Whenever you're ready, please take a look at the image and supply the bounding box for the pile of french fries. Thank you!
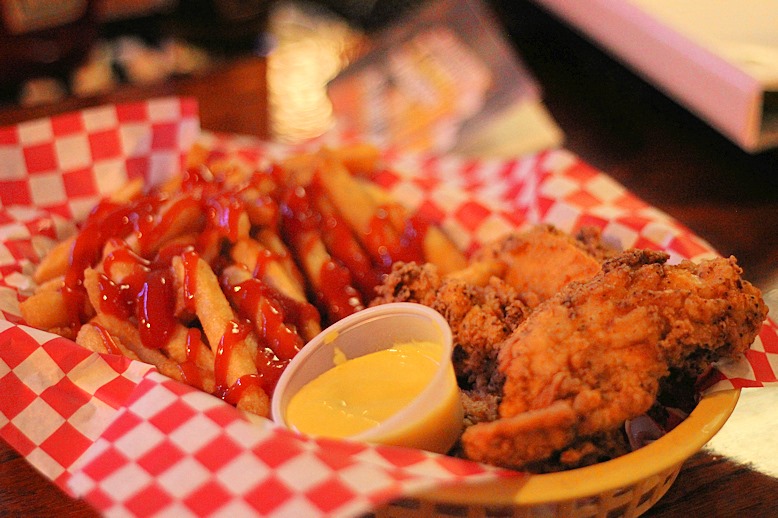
[20,143,465,417]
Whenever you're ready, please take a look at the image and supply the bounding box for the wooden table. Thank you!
[2,2,777,516]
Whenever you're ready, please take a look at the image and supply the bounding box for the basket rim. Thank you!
[419,388,740,506]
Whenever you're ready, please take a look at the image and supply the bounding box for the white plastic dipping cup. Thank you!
[271,302,464,455]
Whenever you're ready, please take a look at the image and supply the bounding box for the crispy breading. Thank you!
[471,225,606,307]
[573,226,621,261]
[460,250,768,471]
[372,225,616,431]
[372,261,443,308]
[373,261,527,393]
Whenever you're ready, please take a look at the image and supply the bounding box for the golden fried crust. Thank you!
[462,249,768,470]
[472,225,604,307]
[432,276,527,392]
[573,226,621,261]
[373,261,528,392]
[461,401,578,468]
[371,261,443,307]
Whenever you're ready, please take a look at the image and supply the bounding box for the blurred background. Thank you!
[0,0,565,153]
[0,0,411,134]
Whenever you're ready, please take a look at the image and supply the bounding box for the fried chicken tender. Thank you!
[373,225,616,386]
[372,261,527,394]
[471,224,614,307]
[461,249,768,471]
[372,225,616,426]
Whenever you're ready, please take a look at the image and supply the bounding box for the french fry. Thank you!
[359,177,467,274]
[76,321,141,360]
[85,260,218,392]
[108,177,144,203]
[290,224,364,322]
[83,267,120,318]
[162,325,217,394]
[279,151,319,187]
[88,312,184,383]
[255,229,306,290]
[422,226,468,275]
[33,235,74,284]
[20,276,94,339]
[231,238,307,303]
[138,195,205,256]
[172,252,270,417]
[331,143,381,177]
[203,193,251,244]
[316,153,381,237]
[240,188,279,228]
[31,275,65,293]
[315,192,381,297]
[280,184,365,322]
[185,142,211,170]
[222,265,305,361]
[250,232,323,341]
[445,258,507,286]
[315,152,425,269]
[100,239,147,281]
[19,290,71,333]
[173,253,236,350]
[194,227,223,267]
[23,141,467,420]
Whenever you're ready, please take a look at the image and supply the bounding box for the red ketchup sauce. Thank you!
[90,322,123,355]
[280,183,366,322]
[60,159,432,409]
[364,207,426,270]
[206,194,246,243]
[227,279,292,393]
[177,328,207,390]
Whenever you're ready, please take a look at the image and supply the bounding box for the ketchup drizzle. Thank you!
[280,183,367,322]
[214,319,250,396]
[320,209,380,297]
[364,207,425,270]
[56,154,437,410]
[206,194,246,243]
[178,328,206,389]
[91,322,123,355]
[229,278,304,361]
[137,268,177,350]
[181,249,200,314]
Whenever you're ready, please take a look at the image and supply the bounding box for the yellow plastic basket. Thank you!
[376,388,740,517]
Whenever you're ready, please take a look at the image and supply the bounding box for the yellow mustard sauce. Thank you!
[285,340,443,438]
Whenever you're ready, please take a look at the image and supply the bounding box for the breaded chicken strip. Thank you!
[372,225,617,425]
[461,250,767,471]
[471,225,612,307]
[372,261,527,394]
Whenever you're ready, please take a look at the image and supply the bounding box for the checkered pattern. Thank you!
[0,96,200,221]
[373,149,720,263]
[0,100,776,517]
[67,371,516,517]
[0,321,153,487]
[0,206,76,322]
[0,97,199,320]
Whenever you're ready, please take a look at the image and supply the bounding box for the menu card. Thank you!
[327,0,564,158]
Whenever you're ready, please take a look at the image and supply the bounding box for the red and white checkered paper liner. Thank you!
[1,98,776,517]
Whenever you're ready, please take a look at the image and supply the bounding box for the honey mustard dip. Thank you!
[286,340,444,438]
[272,303,463,454]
